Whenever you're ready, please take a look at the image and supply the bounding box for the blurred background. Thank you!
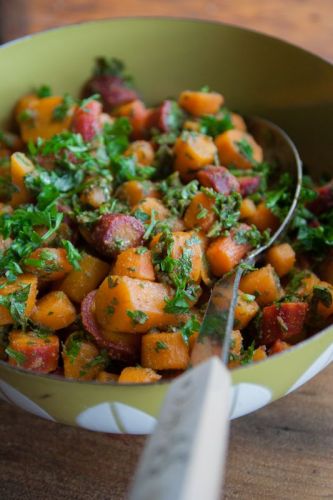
[0,0,333,61]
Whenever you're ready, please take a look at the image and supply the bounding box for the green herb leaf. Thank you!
[52,93,75,121]
[61,240,81,270]
[126,310,148,325]
[180,316,200,345]
[199,109,234,137]
[36,85,52,98]
[5,346,26,365]
[155,340,168,352]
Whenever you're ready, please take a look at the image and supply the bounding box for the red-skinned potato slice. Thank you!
[81,291,140,363]
[261,302,308,346]
[92,213,145,258]
[196,165,239,194]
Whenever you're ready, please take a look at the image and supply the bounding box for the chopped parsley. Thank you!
[36,85,52,98]
[240,342,255,365]
[126,310,148,325]
[93,57,133,85]
[0,204,63,280]
[199,109,234,137]
[61,240,81,270]
[64,333,83,364]
[180,316,200,345]
[155,340,168,352]
[18,109,36,123]
[52,93,75,121]
[5,346,26,365]
[234,224,269,248]
[312,286,332,309]
[235,138,255,164]
[159,172,199,217]
[135,246,148,255]
[202,188,241,238]
[152,229,200,314]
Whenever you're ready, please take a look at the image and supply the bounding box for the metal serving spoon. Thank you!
[129,117,302,500]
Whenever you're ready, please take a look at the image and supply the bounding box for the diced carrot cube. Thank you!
[118,366,161,384]
[8,330,59,373]
[141,332,190,370]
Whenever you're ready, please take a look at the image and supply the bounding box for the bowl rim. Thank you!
[1,322,332,389]
[0,16,333,388]
[1,15,332,67]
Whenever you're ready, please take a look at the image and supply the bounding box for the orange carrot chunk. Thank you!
[174,132,217,181]
[234,291,260,329]
[246,202,280,232]
[118,366,161,384]
[266,243,296,277]
[141,332,190,370]
[7,330,59,373]
[16,95,75,143]
[0,274,38,326]
[268,339,291,355]
[23,247,73,281]
[10,152,34,207]
[206,226,252,276]
[94,275,177,334]
[57,253,109,304]
[62,333,104,381]
[125,140,155,165]
[31,291,76,330]
[239,264,284,306]
[184,191,216,232]
[113,99,148,139]
[253,346,267,362]
[112,247,155,281]
[314,281,333,319]
[132,197,170,222]
[178,90,224,117]
[240,198,257,219]
[117,180,160,207]
[215,129,263,169]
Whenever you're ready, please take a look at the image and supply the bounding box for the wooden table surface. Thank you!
[1,1,333,499]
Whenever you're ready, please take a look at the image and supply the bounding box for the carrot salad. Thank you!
[0,57,332,383]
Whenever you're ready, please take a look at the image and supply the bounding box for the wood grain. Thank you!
[1,364,332,499]
[1,0,333,61]
[0,2,333,499]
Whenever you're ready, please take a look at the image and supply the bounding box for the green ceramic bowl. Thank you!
[0,18,332,434]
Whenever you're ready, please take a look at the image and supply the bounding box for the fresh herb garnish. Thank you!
[155,340,168,352]
[52,93,75,121]
[240,342,255,365]
[61,240,81,270]
[36,85,52,98]
[0,284,30,327]
[199,109,234,137]
[235,138,255,164]
[5,346,26,365]
[159,172,199,217]
[126,310,148,325]
[312,286,332,308]
[180,316,200,345]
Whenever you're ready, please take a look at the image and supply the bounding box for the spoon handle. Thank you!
[129,357,231,500]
